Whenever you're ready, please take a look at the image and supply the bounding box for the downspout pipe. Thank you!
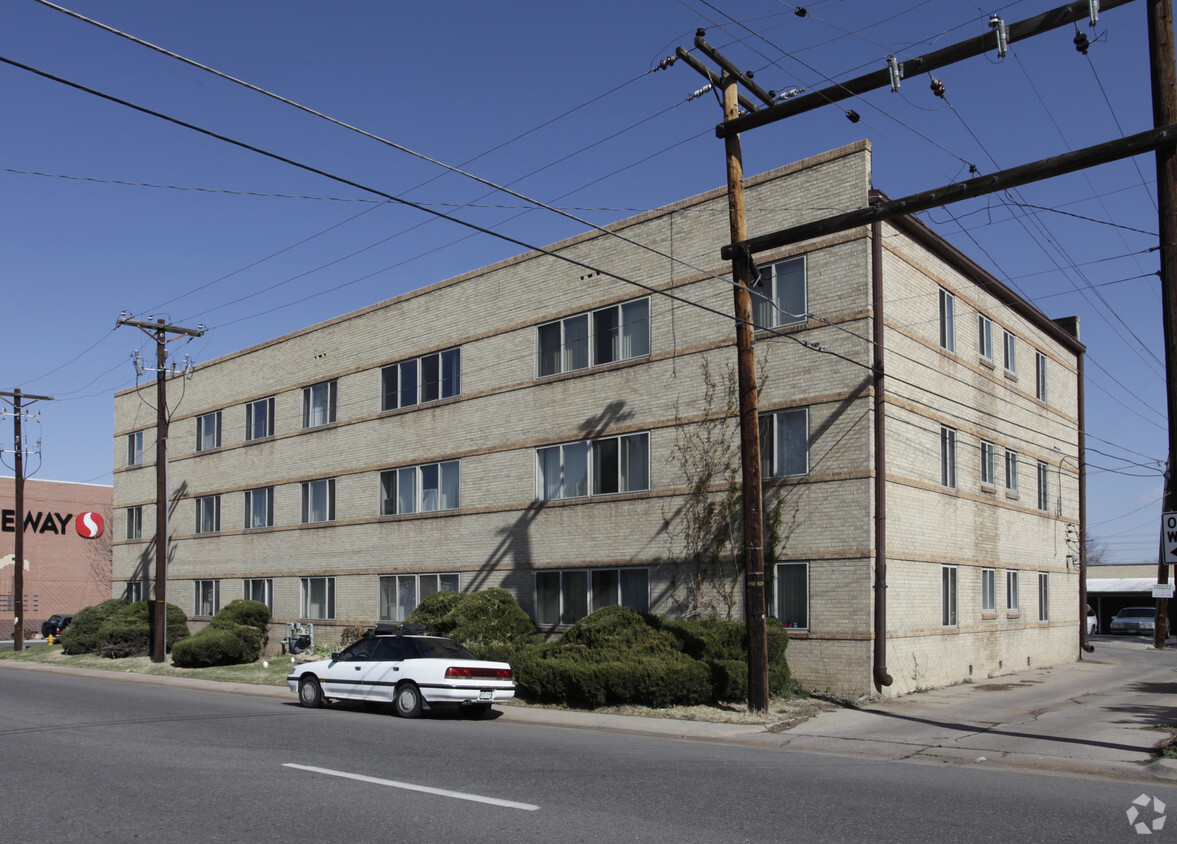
[871,212,893,691]
[1078,350,1093,653]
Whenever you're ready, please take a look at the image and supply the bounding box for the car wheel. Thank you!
[394,683,423,718]
[461,703,491,720]
[298,676,324,708]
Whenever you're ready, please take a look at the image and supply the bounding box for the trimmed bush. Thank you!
[60,599,127,655]
[408,590,465,634]
[514,647,711,708]
[408,588,540,662]
[208,599,270,638]
[95,601,189,659]
[172,624,263,668]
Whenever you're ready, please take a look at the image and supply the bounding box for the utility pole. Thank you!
[1150,0,1177,650]
[0,389,52,651]
[116,316,205,662]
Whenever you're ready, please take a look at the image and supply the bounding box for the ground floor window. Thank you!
[775,562,808,629]
[982,568,996,612]
[244,578,274,612]
[125,581,144,602]
[379,573,460,621]
[535,568,649,626]
[195,579,220,618]
[942,566,957,627]
[1038,572,1049,621]
[301,576,335,620]
[1006,570,1019,610]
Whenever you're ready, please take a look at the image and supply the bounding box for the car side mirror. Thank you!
[330,652,340,661]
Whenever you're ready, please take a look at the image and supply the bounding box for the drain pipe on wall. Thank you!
[871,214,893,691]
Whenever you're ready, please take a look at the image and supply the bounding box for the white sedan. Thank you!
[287,627,515,718]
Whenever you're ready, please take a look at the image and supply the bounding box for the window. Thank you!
[301,478,336,524]
[246,397,275,441]
[978,314,993,360]
[535,568,649,626]
[938,288,955,352]
[379,573,460,622]
[381,348,461,411]
[776,562,808,629]
[538,298,650,377]
[301,576,335,620]
[751,257,806,330]
[940,427,957,489]
[760,408,809,478]
[980,441,995,487]
[1003,331,1016,373]
[125,581,144,602]
[244,578,273,612]
[1037,462,1049,512]
[1005,450,1019,493]
[126,506,143,540]
[380,462,459,515]
[244,487,274,529]
[1006,570,1019,610]
[982,568,996,612]
[1035,351,1047,401]
[1038,572,1049,621]
[194,580,220,617]
[537,433,649,500]
[302,380,337,428]
[196,411,221,452]
[195,495,221,534]
[942,566,958,627]
[127,431,144,466]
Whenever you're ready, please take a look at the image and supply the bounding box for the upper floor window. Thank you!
[1037,462,1049,512]
[301,478,336,524]
[940,426,957,489]
[126,505,143,540]
[382,348,461,411]
[978,314,993,361]
[537,433,649,501]
[127,431,144,466]
[760,408,809,478]
[1035,351,1047,402]
[195,495,221,534]
[938,288,955,352]
[244,487,274,529]
[1005,450,1019,493]
[751,256,806,330]
[196,411,222,452]
[246,397,275,441]
[380,461,460,515]
[1003,331,1016,373]
[538,298,650,377]
[303,380,337,428]
[980,441,995,487]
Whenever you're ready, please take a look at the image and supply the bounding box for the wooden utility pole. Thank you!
[1150,0,1177,649]
[721,72,770,712]
[1,389,52,651]
[116,317,205,662]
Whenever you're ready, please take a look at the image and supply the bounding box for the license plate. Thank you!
[479,690,493,701]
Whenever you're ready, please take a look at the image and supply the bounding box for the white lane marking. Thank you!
[283,763,539,811]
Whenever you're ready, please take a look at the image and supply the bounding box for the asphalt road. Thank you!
[2,667,1175,843]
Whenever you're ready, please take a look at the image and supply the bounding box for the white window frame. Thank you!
[246,397,276,441]
[125,581,144,602]
[300,576,336,620]
[380,461,460,515]
[381,348,461,411]
[775,562,809,630]
[938,288,955,352]
[196,410,222,452]
[194,579,220,618]
[1037,461,1049,512]
[1003,330,1016,374]
[1038,572,1049,621]
[243,578,274,612]
[942,565,958,627]
[302,380,338,429]
[982,568,996,612]
[980,441,995,487]
[126,505,143,540]
[378,573,460,622]
[536,432,649,501]
[1005,450,1019,493]
[1006,570,1019,611]
[127,431,144,466]
[978,314,993,361]
[537,297,650,377]
[1035,351,1047,402]
[195,494,221,535]
[535,568,650,626]
[940,427,957,489]
[760,408,810,478]
[301,478,336,524]
[751,256,807,330]
[244,487,274,529]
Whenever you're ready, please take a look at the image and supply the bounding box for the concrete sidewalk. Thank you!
[3,636,1174,782]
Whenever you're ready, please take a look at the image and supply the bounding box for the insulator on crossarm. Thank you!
[930,76,946,98]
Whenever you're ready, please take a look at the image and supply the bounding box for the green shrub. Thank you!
[172,624,263,668]
[60,599,132,655]
[208,599,270,638]
[408,590,465,634]
[95,601,189,659]
[514,646,711,708]
[408,588,540,662]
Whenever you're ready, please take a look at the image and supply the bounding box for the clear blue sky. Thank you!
[0,0,1168,565]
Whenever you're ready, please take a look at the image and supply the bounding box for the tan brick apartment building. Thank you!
[111,141,1084,696]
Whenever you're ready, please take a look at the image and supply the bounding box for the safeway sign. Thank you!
[1164,512,1177,564]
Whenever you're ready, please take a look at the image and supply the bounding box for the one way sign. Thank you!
[1165,512,1177,564]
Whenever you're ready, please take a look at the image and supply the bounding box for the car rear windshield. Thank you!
[408,637,475,660]
[1118,608,1155,618]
